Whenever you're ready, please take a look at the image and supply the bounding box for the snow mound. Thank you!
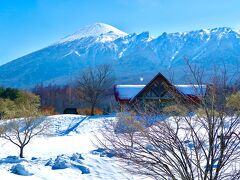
[51,155,72,170]
[50,153,90,174]
[0,156,25,164]
[73,164,90,174]
[70,152,84,162]
[31,157,38,160]
[45,158,53,167]
[10,164,33,176]
[91,148,116,158]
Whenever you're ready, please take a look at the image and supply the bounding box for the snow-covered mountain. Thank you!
[58,23,127,44]
[0,23,240,88]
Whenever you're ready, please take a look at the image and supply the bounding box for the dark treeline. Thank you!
[0,87,20,100]
[32,64,117,115]
[32,83,116,114]
[32,84,77,113]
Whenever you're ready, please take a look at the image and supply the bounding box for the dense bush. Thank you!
[0,87,20,101]
[40,106,58,115]
[0,89,40,120]
[0,90,40,119]
[77,107,103,115]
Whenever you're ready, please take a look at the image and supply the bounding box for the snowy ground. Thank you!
[0,115,148,180]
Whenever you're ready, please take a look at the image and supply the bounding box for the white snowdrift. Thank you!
[0,114,148,180]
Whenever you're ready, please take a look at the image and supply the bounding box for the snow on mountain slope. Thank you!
[0,24,240,88]
[58,23,128,44]
[0,115,149,180]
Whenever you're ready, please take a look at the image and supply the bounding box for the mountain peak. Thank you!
[58,23,128,43]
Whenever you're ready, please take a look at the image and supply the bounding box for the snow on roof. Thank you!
[175,85,207,97]
[114,85,145,100]
[114,84,207,101]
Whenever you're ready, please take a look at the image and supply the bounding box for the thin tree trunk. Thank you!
[20,147,24,158]
[91,104,95,116]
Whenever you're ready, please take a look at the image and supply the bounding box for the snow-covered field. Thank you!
[0,115,147,180]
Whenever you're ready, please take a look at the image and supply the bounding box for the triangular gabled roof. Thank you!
[129,72,181,103]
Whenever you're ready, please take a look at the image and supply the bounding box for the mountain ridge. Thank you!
[0,23,240,88]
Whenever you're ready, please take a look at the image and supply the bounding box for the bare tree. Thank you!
[0,91,51,158]
[0,117,50,158]
[75,64,115,115]
[97,64,240,180]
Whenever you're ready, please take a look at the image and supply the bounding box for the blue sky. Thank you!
[1,0,240,65]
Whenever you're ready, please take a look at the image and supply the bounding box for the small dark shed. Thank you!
[63,108,78,114]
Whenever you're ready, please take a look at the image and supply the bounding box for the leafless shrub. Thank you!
[97,62,240,180]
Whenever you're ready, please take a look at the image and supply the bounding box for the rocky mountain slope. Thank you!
[0,23,240,88]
